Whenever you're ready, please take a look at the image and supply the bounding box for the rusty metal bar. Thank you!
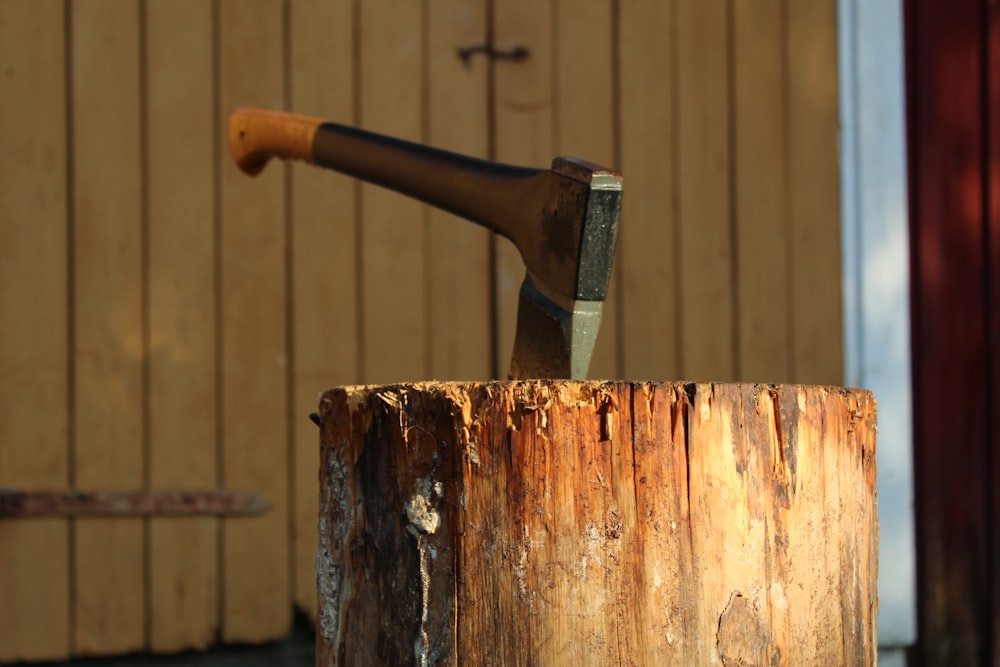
[0,488,269,518]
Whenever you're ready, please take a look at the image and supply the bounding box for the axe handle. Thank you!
[228,107,542,241]
[229,108,321,175]
[228,107,608,300]
[228,108,558,262]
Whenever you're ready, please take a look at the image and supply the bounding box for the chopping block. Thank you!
[314,380,878,666]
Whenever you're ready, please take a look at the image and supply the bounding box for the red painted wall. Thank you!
[905,0,999,664]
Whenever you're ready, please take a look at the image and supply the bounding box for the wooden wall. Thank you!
[0,0,841,660]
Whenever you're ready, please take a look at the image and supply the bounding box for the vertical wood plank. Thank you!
[0,0,71,661]
[218,0,290,642]
[554,0,619,380]
[732,0,790,382]
[619,0,678,381]
[989,1,1000,650]
[145,0,218,651]
[71,0,146,654]
[427,0,491,381]
[288,0,358,619]
[787,0,841,385]
[359,0,427,384]
[493,0,555,378]
[905,0,991,662]
[675,0,734,381]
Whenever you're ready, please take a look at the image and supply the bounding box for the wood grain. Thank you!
[733,0,791,383]
[145,0,219,651]
[288,0,359,620]
[316,380,878,665]
[619,0,679,380]
[358,0,427,384]
[218,0,290,642]
[0,0,71,660]
[787,0,841,385]
[426,0,492,381]
[676,0,735,382]
[70,0,146,654]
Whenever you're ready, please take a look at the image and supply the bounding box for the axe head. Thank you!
[508,275,605,380]
[226,109,623,380]
[508,158,623,380]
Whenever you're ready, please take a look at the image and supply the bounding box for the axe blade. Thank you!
[508,275,603,380]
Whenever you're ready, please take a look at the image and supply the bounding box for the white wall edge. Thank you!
[837,0,917,651]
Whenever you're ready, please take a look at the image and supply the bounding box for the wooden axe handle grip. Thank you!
[228,107,322,175]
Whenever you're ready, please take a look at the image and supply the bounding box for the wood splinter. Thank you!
[315,380,878,666]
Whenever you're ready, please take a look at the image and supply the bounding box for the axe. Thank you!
[228,108,622,380]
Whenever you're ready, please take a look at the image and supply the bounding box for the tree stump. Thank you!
[315,381,878,666]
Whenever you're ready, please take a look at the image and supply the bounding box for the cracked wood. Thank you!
[316,380,877,666]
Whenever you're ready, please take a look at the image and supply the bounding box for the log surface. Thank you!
[316,381,877,666]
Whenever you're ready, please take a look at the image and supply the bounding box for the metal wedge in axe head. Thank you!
[228,107,623,380]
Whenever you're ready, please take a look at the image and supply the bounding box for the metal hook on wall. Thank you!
[456,44,531,66]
